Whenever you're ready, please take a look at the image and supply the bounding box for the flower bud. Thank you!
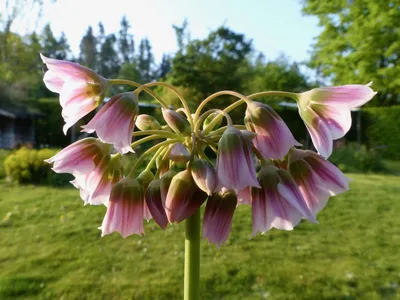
[136,114,161,131]
[162,108,191,135]
[203,112,222,131]
[160,170,177,205]
[145,179,168,229]
[202,188,237,247]
[137,169,155,221]
[191,157,216,195]
[165,170,207,223]
[169,143,191,164]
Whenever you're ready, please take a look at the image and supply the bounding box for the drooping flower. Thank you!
[145,179,168,229]
[190,157,217,195]
[71,154,123,206]
[44,137,106,174]
[216,126,260,193]
[40,54,109,134]
[160,170,177,205]
[100,177,144,238]
[136,114,161,131]
[202,188,237,247]
[162,108,191,135]
[237,186,252,205]
[169,143,191,164]
[296,83,377,158]
[137,169,155,222]
[81,92,139,154]
[165,170,208,223]
[288,148,350,214]
[252,164,316,236]
[245,101,301,160]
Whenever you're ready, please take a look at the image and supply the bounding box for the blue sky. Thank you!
[11,0,321,64]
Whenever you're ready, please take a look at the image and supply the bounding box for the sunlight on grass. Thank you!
[0,173,399,299]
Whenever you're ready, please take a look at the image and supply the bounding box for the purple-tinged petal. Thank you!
[301,107,333,158]
[308,83,377,108]
[43,70,64,93]
[237,186,252,205]
[100,178,144,238]
[191,158,216,195]
[169,143,191,164]
[311,103,352,140]
[145,179,168,229]
[246,102,301,160]
[202,189,237,248]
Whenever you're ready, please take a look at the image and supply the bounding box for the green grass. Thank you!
[0,174,399,299]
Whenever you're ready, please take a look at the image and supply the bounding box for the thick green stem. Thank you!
[184,209,201,300]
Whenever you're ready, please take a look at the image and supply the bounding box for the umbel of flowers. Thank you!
[42,54,377,244]
[41,53,376,298]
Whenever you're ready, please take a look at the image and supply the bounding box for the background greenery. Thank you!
[0,173,399,299]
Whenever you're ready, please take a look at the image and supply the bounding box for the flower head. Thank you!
[82,92,139,154]
[216,126,260,193]
[288,148,350,214]
[251,164,315,236]
[202,188,237,247]
[297,83,377,158]
[245,101,301,160]
[100,177,144,238]
[40,54,109,134]
[137,169,155,222]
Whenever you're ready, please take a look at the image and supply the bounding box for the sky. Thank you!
[9,0,321,65]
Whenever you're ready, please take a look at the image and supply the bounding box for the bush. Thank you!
[329,143,386,173]
[4,147,72,185]
[0,149,11,179]
[363,106,400,160]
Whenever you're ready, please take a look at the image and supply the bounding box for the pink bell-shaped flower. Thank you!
[216,126,260,193]
[288,148,350,214]
[165,170,208,223]
[44,137,106,174]
[70,154,123,206]
[145,179,169,229]
[245,101,301,160]
[191,157,217,195]
[40,54,109,134]
[82,92,139,154]
[100,177,145,238]
[296,83,377,158]
[202,188,237,247]
[251,164,316,236]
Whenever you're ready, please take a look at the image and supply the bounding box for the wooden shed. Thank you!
[0,101,41,149]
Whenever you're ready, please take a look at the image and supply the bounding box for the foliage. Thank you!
[0,149,11,178]
[0,173,399,298]
[4,147,70,185]
[363,106,400,160]
[329,143,386,173]
[302,0,400,106]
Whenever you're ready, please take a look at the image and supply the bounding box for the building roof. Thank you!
[0,99,42,120]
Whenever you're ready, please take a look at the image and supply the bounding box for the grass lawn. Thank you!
[0,173,399,299]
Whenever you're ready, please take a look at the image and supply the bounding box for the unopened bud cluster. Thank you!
[42,54,376,246]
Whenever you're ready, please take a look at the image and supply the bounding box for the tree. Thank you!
[137,38,155,82]
[169,26,252,107]
[118,16,135,64]
[157,54,171,79]
[79,26,97,70]
[98,33,119,78]
[302,0,400,106]
[41,24,70,60]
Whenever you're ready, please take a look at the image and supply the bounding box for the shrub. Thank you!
[4,147,71,185]
[329,143,386,173]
